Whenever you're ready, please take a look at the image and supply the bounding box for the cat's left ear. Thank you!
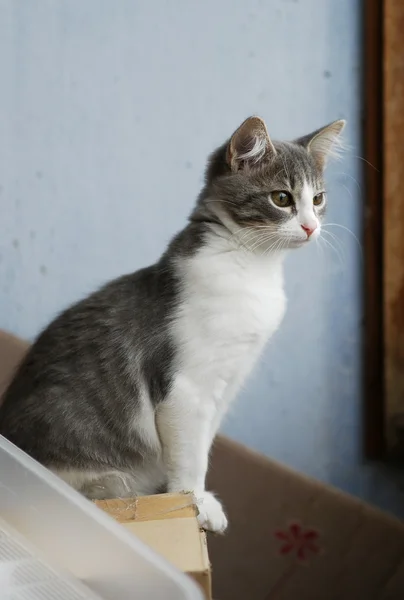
[296,120,346,169]
[227,116,276,172]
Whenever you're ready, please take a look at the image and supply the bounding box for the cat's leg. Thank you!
[208,374,246,446]
[156,378,228,534]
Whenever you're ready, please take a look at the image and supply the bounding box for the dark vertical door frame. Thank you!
[363,0,385,459]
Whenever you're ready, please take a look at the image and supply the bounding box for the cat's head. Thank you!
[198,116,345,252]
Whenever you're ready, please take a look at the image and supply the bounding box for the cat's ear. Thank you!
[227,116,276,172]
[296,120,346,169]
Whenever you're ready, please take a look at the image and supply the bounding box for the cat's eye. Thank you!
[270,191,293,208]
[313,192,325,206]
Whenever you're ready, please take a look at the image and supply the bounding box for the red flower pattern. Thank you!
[274,522,321,562]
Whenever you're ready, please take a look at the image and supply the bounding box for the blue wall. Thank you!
[1,1,403,516]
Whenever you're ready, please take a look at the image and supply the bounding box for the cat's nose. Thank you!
[301,223,317,238]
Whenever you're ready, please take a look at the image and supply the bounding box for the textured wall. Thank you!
[1,1,403,515]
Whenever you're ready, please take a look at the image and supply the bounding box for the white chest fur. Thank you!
[157,235,287,531]
[172,234,287,408]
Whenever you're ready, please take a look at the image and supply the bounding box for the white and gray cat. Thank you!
[0,116,345,533]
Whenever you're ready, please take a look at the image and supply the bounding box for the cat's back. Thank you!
[0,262,178,414]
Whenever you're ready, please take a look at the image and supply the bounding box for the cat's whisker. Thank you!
[336,172,362,192]
[232,228,260,244]
[341,183,353,201]
[236,227,279,250]
[320,239,345,267]
[259,236,283,254]
[321,229,346,258]
[316,237,333,265]
[233,228,270,254]
[315,237,326,262]
[249,233,279,253]
[232,235,253,254]
[277,237,290,255]
[249,232,278,251]
[322,222,363,261]
[236,228,267,248]
[240,227,279,247]
[260,239,277,256]
[318,235,345,267]
[271,239,285,256]
[262,236,285,257]
[232,224,260,238]
[351,154,379,172]
[244,231,274,253]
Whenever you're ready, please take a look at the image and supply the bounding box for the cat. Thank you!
[0,115,345,533]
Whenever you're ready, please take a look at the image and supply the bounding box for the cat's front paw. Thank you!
[194,491,228,534]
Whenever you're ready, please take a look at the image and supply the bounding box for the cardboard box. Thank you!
[207,437,404,600]
[94,494,211,599]
[2,329,404,599]
[0,329,28,398]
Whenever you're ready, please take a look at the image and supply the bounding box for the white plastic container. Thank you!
[0,436,202,600]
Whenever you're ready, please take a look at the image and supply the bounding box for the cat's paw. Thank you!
[194,491,228,534]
